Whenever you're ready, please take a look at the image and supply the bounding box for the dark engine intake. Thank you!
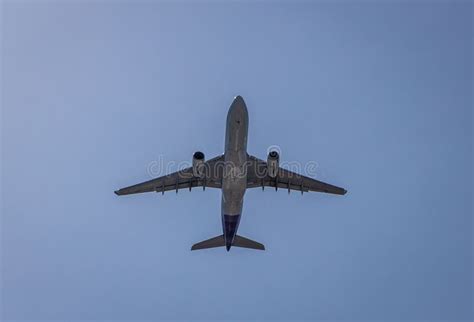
[267,150,279,178]
[193,151,205,177]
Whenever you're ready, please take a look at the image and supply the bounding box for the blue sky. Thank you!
[2,1,472,321]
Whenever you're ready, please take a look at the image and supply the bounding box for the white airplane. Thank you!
[115,96,347,251]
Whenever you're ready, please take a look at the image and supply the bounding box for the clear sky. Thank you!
[2,1,472,321]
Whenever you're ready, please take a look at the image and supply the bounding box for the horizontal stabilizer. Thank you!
[233,235,265,250]
[191,234,265,251]
[191,235,225,250]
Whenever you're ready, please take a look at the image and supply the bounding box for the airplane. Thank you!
[114,95,347,251]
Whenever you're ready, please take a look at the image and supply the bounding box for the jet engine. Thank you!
[267,150,279,178]
[192,151,205,177]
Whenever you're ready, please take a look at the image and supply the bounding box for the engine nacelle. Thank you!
[267,150,279,178]
[192,151,205,177]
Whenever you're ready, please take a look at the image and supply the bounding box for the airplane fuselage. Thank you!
[114,94,347,251]
[221,96,249,251]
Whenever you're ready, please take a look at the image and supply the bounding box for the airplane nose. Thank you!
[228,95,248,121]
[233,95,244,104]
[231,95,247,112]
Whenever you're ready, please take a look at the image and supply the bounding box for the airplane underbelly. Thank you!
[221,167,246,215]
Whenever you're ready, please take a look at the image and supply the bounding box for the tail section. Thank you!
[191,235,225,250]
[191,234,264,251]
[233,235,265,250]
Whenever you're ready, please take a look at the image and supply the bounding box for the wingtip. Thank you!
[114,190,120,195]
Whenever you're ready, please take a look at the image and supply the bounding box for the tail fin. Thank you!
[191,234,265,251]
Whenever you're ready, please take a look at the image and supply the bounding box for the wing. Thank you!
[246,155,347,195]
[114,155,224,196]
